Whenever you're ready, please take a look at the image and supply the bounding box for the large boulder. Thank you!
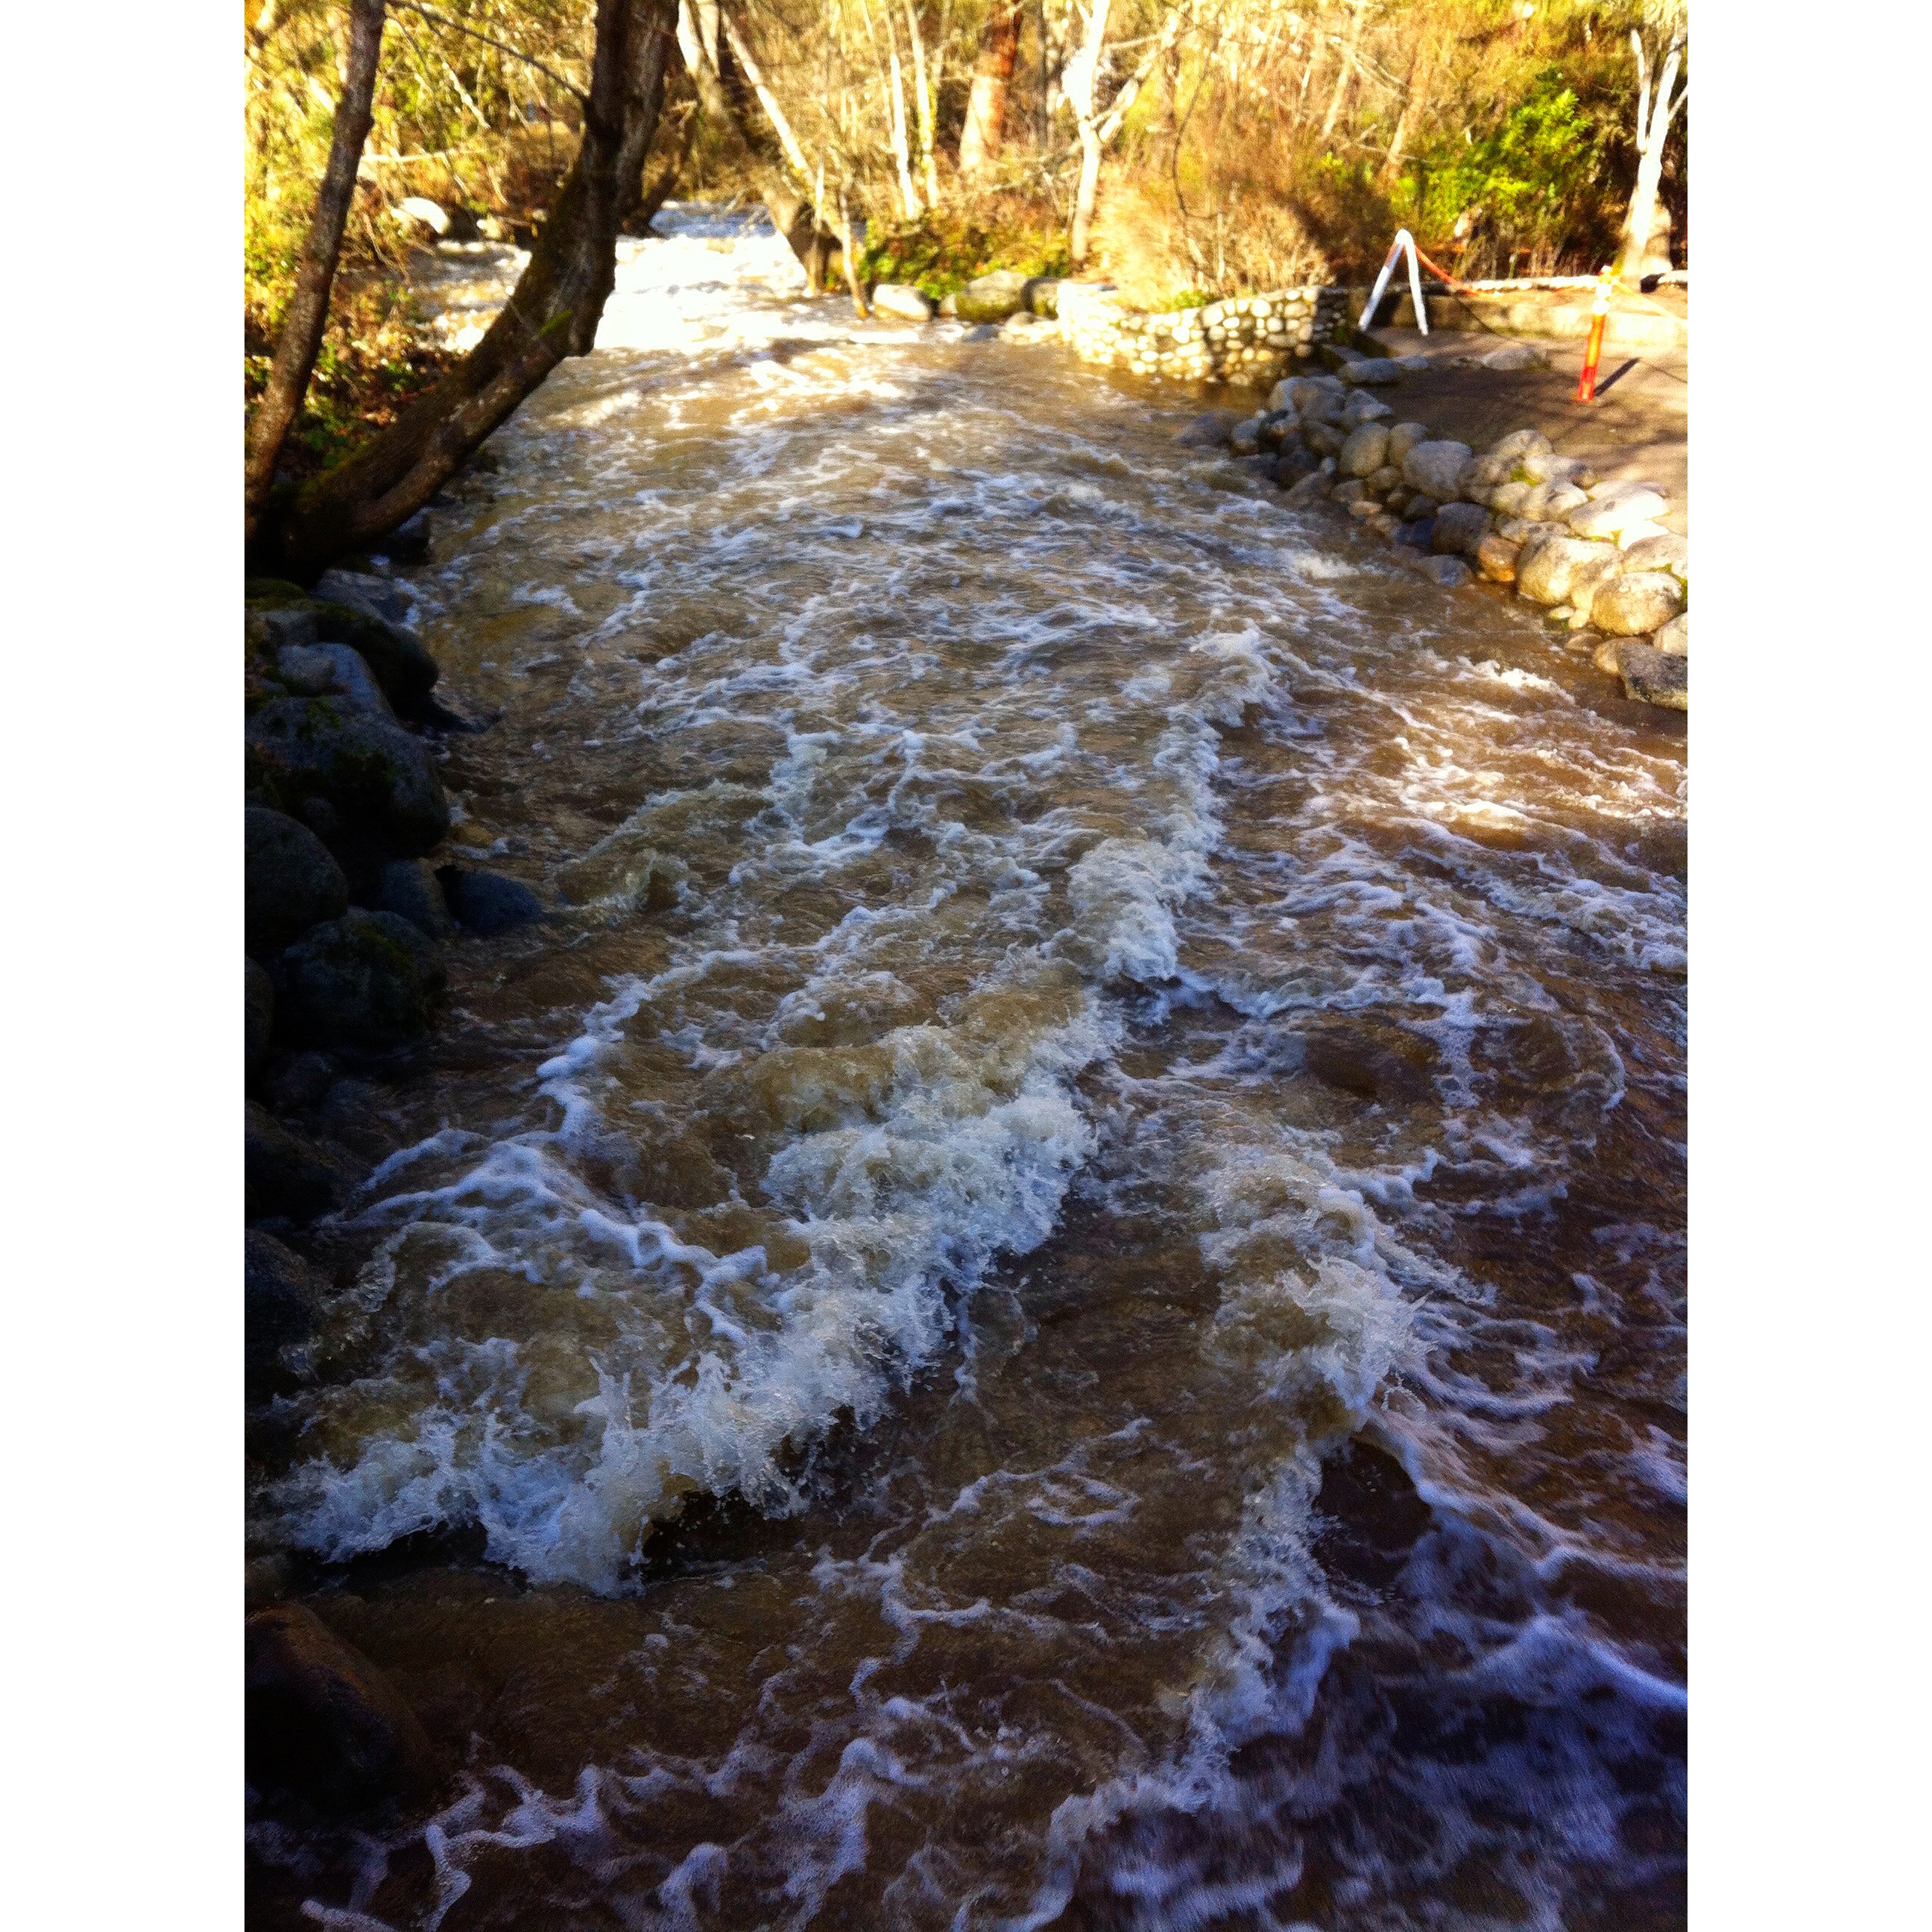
[277,909,449,1049]
[1431,502,1491,559]
[1401,440,1474,501]
[1295,383,1350,426]
[1178,408,1244,449]
[1338,422,1390,479]
[245,699,450,859]
[953,270,1030,323]
[1619,644,1688,711]
[1620,532,1689,584]
[246,807,350,954]
[276,643,393,719]
[1474,531,1523,583]
[376,858,457,942]
[1566,549,1629,623]
[1489,480,1531,518]
[245,1230,323,1389]
[1568,487,1669,540]
[869,282,934,321]
[1489,429,1552,464]
[1385,422,1431,466]
[246,1603,436,1811]
[1592,572,1685,637]
[439,866,543,935]
[247,958,274,1081]
[1516,534,1616,606]
[248,581,438,713]
[1023,278,1064,317]
[245,1101,350,1222]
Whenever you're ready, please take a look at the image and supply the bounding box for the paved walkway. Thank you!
[1366,326,1688,536]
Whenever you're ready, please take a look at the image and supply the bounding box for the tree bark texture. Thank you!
[958,1,1023,177]
[1067,1,1181,267]
[260,0,676,578]
[244,0,388,543]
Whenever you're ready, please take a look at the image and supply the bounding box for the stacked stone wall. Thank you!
[1059,285,1352,383]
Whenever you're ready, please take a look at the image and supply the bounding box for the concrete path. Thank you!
[1366,326,1687,536]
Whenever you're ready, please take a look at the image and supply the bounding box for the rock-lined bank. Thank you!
[1179,362,1688,710]
[244,563,546,1402]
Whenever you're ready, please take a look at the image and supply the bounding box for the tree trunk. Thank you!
[243,0,388,543]
[1321,0,1366,139]
[259,0,675,578]
[905,3,941,206]
[632,104,695,230]
[958,1,1023,177]
[1377,25,1438,189]
[1619,34,1685,280]
[1070,122,1102,265]
[888,45,921,218]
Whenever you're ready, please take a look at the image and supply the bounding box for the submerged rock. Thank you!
[440,865,544,935]
[245,698,450,858]
[555,830,687,915]
[1177,408,1243,449]
[277,909,449,1049]
[246,1603,436,1811]
[247,807,351,954]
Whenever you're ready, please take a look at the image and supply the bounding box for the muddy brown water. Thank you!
[247,211,1685,1932]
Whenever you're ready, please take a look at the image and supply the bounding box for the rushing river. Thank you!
[248,208,1687,1931]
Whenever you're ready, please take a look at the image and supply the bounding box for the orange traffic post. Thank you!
[1575,266,1613,402]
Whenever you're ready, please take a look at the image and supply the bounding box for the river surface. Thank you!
[248,208,1687,1931]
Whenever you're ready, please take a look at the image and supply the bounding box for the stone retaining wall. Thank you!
[1058,283,1352,382]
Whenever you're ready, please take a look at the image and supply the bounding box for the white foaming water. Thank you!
[256,206,1686,1930]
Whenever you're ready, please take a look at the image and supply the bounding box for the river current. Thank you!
[248,208,1688,1931]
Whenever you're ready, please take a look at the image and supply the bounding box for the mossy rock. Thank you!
[244,585,439,711]
[245,698,450,857]
[277,909,449,1050]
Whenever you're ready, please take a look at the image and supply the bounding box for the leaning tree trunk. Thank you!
[958,1,1023,177]
[1070,122,1104,265]
[1619,33,1686,280]
[259,0,675,578]
[243,0,388,544]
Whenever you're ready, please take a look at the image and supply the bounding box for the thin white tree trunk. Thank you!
[1322,0,1366,139]
[904,3,940,206]
[1619,32,1685,277]
[719,7,812,180]
[888,46,921,218]
[1064,0,1179,268]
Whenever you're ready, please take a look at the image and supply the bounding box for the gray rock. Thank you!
[246,605,318,652]
[869,281,935,321]
[1619,644,1688,710]
[1401,439,1474,500]
[1295,383,1350,426]
[1620,533,1689,583]
[953,269,1030,323]
[376,858,457,941]
[1001,311,1056,341]
[268,1051,339,1114]
[277,909,449,1049]
[1256,411,1297,452]
[1493,516,1533,544]
[1365,463,1406,499]
[1489,429,1553,464]
[1023,277,1064,318]
[1300,419,1346,459]
[1338,422,1391,479]
[1592,572,1685,637]
[1653,611,1688,655]
[1405,552,1472,588]
[1432,502,1491,559]
[959,323,998,342]
[1519,450,1593,487]
[1566,549,1629,622]
[246,1603,437,1811]
[440,866,544,935]
[1482,343,1544,370]
[245,1100,350,1222]
[277,643,393,719]
[246,1230,323,1388]
[1266,377,1300,411]
[1516,534,1617,606]
[1275,448,1320,484]
[1332,479,1370,508]
[1370,512,1403,539]
[246,700,451,858]
[1283,471,1333,508]
[1341,391,1394,426]
[1339,356,1402,386]
[1568,488,1669,540]
[1178,408,1245,449]
[1458,454,1515,496]
[1593,636,1627,676]
[246,807,350,953]
[247,958,274,1080]
[1489,480,1531,517]
[1398,492,1436,521]
[313,569,412,628]
[1231,417,1265,457]
[1394,354,1432,373]
[1521,481,1588,523]
[381,510,432,563]
[1385,422,1432,466]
